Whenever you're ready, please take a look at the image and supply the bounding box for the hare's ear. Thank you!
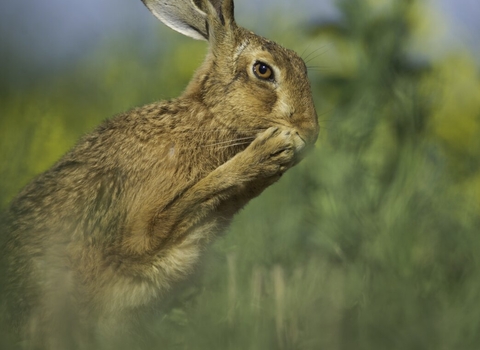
[203,0,235,26]
[202,0,236,37]
[141,0,209,40]
[142,0,237,42]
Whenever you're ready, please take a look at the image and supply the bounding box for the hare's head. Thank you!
[142,0,319,155]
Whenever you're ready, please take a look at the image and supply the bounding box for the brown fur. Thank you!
[0,0,319,348]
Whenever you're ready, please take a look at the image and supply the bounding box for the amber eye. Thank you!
[253,62,274,81]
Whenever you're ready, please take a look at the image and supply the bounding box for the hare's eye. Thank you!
[253,62,274,81]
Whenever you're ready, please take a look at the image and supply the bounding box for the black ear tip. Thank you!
[206,0,235,25]
[219,11,226,26]
[224,0,235,22]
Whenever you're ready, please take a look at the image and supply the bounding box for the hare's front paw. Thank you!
[242,126,299,180]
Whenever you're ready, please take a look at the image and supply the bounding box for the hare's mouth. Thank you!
[289,131,308,164]
[293,132,306,153]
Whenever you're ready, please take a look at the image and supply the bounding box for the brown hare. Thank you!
[0,0,319,348]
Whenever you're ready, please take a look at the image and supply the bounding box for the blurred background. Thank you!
[1,0,480,349]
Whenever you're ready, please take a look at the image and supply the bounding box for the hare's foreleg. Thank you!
[151,126,303,248]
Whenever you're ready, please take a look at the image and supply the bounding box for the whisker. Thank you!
[170,140,253,151]
[256,116,291,128]
[204,136,256,147]
[317,118,331,123]
[300,42,313,60]
[318,109,334,117]
[303,45,330,62]
[170,128,264,134]
[304,46,333,65]
[318,125,333,131]
[307,65,329,70]
[305,55,329,65]
[216,141,253,150]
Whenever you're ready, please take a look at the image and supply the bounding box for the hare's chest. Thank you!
[107,217,224,313]
[148,225,214,289]
[103,237,203,313]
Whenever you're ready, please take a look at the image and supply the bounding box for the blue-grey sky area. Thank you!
[438,0,480,52]
[0,0,478,81]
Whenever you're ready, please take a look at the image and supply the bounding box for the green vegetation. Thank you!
[2,0,480,348]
